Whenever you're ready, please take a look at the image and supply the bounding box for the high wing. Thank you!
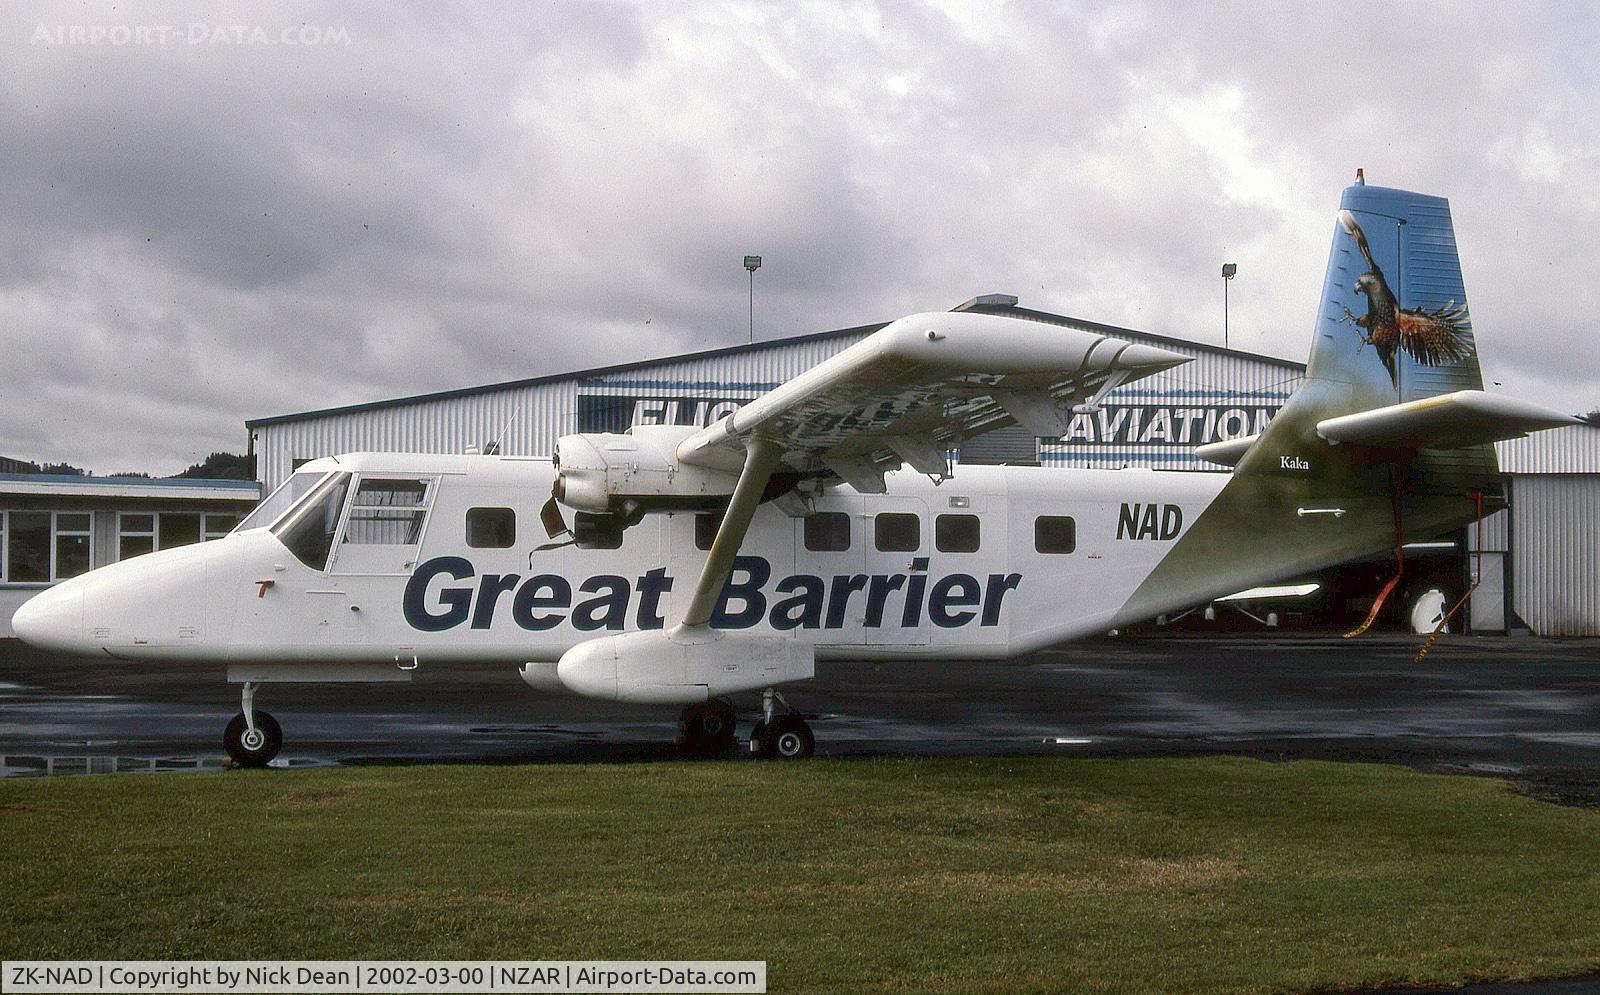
[545,309,1190,704]
[668,310,1190,628]
[676,310,1190,490]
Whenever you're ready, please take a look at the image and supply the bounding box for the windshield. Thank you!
[270,471,352,570]
[236,470,332,532]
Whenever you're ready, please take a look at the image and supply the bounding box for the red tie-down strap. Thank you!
[1344,465,1407,639]
[1414,490,1485,664]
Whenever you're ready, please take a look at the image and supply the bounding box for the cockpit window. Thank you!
[271,472,351,570]
[342,478,431,545]
[237,469,330,532]
[327,474,437,574]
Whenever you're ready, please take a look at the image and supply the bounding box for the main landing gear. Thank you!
[676,689,815,759]
[678,698,739,757]
[223,681,282,768]
[749,688,814,760]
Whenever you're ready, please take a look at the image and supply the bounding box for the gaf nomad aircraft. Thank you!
[14,180,1584,765]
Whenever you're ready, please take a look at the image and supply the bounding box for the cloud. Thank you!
[1,0,1596,474]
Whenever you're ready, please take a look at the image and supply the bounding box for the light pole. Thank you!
[743,255,762,343]
[1221,262,1237,350]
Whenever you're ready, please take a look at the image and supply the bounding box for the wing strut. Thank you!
[680,436,781,629]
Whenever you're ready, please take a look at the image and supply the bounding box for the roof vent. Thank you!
[952,293,1019,312]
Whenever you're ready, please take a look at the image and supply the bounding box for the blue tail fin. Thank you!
[1306,181,1482,405]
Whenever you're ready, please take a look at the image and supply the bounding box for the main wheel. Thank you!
[755,714,814,760]
[224,711,282,767]
[679,700,738,757]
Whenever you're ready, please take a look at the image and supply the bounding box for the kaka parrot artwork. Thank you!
[1336,209,1474,391]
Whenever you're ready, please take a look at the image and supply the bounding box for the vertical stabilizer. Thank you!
[1116,179,1504,624]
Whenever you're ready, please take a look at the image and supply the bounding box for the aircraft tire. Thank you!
[755,714,814,760]
[224,710,282,768]
[679,700,737,757]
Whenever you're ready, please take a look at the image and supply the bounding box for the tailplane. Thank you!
[1120,176,1578,624]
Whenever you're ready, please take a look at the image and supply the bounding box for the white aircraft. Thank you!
[13,180,1583,765]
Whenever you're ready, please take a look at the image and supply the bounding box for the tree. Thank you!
[173,452,256,480]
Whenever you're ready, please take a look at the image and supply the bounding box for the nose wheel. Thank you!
[224,681,282,767]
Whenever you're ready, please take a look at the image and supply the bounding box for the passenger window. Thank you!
[874,513,920,552]
[1035,516,1076,554]
[935,514,980,553]
[804,512,851,552]
[343,478,430,545]
[695,512,723,551]
[273,472,351,570]
[466,507,516,549]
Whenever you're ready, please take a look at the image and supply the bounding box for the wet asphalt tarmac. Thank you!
[3,633,1599,993]
[3,632,1599,804]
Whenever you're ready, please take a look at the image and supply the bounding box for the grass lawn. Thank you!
[2,756,1598,993]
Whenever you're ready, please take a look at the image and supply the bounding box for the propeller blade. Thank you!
[540,494,570,539]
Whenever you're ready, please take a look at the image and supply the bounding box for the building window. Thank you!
[1035,516,1076,554]
[874,513,920,552]
[2,511,93,583]
[117,512,236,561]
[803,512,852,552]
[55,513,91,579]
[7,512,50,583]
[935,514,980,553]
[467,507,516,549]
[119,514,156,560]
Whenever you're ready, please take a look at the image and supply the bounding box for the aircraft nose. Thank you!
[11,585,85,652]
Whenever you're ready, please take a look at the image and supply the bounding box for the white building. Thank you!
[0,473,262,637]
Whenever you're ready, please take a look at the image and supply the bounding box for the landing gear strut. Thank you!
[678,698,738,757]
[750,688,814,760]
[224,681,282,768]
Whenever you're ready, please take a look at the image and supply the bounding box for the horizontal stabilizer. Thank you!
[1194,433,1259,467]
[1315,390,1582,450]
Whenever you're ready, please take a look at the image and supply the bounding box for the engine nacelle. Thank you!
[519,627,816,705]
[552,424,742,515]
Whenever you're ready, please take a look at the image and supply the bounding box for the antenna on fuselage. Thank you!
[490,404,524,456]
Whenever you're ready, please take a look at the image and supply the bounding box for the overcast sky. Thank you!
[2,1,1596,474]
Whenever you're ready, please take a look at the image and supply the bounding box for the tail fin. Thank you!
[1306,183,1481,401]
[1235,179,1502,495]
[1119,178,1576,624]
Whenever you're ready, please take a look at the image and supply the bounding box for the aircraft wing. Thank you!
[1315,390,1583,450]
[675,310,1191,491]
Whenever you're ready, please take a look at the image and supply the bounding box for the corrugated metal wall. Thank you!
[1507,475,1600,637]
[253,317,1304,488]
[1039,346,1303,470]
[253,330,880,490]
[1496,424,1600,474]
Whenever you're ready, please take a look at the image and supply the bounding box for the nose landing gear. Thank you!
[223,681,282,768]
